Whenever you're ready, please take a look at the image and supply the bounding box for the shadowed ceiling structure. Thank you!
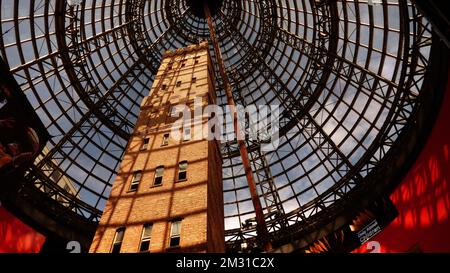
[0,0,448,251]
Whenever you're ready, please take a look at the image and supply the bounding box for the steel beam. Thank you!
[203,1,272,251]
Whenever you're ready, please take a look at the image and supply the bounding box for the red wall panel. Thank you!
[0,206,46,253]
[355,67,450,253]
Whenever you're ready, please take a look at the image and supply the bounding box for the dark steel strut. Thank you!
[203,1,272,252]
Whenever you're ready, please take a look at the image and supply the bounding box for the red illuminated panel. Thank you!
[354,68,450,253]
[0,206,46,253]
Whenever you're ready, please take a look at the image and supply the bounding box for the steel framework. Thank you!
[0,0,448,251]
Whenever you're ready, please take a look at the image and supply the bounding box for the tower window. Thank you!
[161,84,167,91]
[168,63,173,70]
[139,224,153,252]
[183,127,191,141]
[154,166,164,186]
[194,57,200,64]
[111,227,125,253]
[178,161,188,181]
[192,77,197,83]
[169,220,182,247]
[181,60,186,67]
[176,81,182,87]
[130,171,142,191]
[141,138,150,150]
[162,133,169,146]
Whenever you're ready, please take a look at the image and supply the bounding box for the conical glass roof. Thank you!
[0,0,441,249]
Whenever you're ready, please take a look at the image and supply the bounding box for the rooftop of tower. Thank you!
[163,40,209,58]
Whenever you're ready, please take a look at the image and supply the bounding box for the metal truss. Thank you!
[223,1,443,250]
[217,71,287,238]
[218,1,335,158]
[56,2,134,140]
[14,1,193,229]
[220,5,364,243]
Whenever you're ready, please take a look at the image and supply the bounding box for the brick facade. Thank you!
[89,42,225,253]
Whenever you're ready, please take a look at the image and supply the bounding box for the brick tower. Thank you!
[89,42,225,253]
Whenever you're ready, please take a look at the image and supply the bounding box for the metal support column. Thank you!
[203,2,272,251]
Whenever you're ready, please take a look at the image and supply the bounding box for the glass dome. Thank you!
[0,0,441,249]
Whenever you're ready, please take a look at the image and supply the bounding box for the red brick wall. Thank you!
[90,42,224,253]
[207,140,225,252]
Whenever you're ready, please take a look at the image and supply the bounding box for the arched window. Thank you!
[169,220,182,247]
[111,227,125,253]
[162,133,169,146]
[141,138,150,150]
[139,224,153,252]
[154,166,164,186]
[178,161,188,181]
[130,171,142,191]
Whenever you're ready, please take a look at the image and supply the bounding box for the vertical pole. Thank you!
[203,2,272,251]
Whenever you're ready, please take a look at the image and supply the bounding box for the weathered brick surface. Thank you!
[89,42,225,253]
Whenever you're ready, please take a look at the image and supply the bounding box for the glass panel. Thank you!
[111,243,121,253]
[142,138,149,149]
[179,161,188,171]
[115,228,125,243]
[162,134,169,146]
[169,237,180,247]
[139,240,150,252]
[133,171,142,182]
[154,176,162,186]
[155,166,164,177]
[171,221,181,236]
[142,224,153,239]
